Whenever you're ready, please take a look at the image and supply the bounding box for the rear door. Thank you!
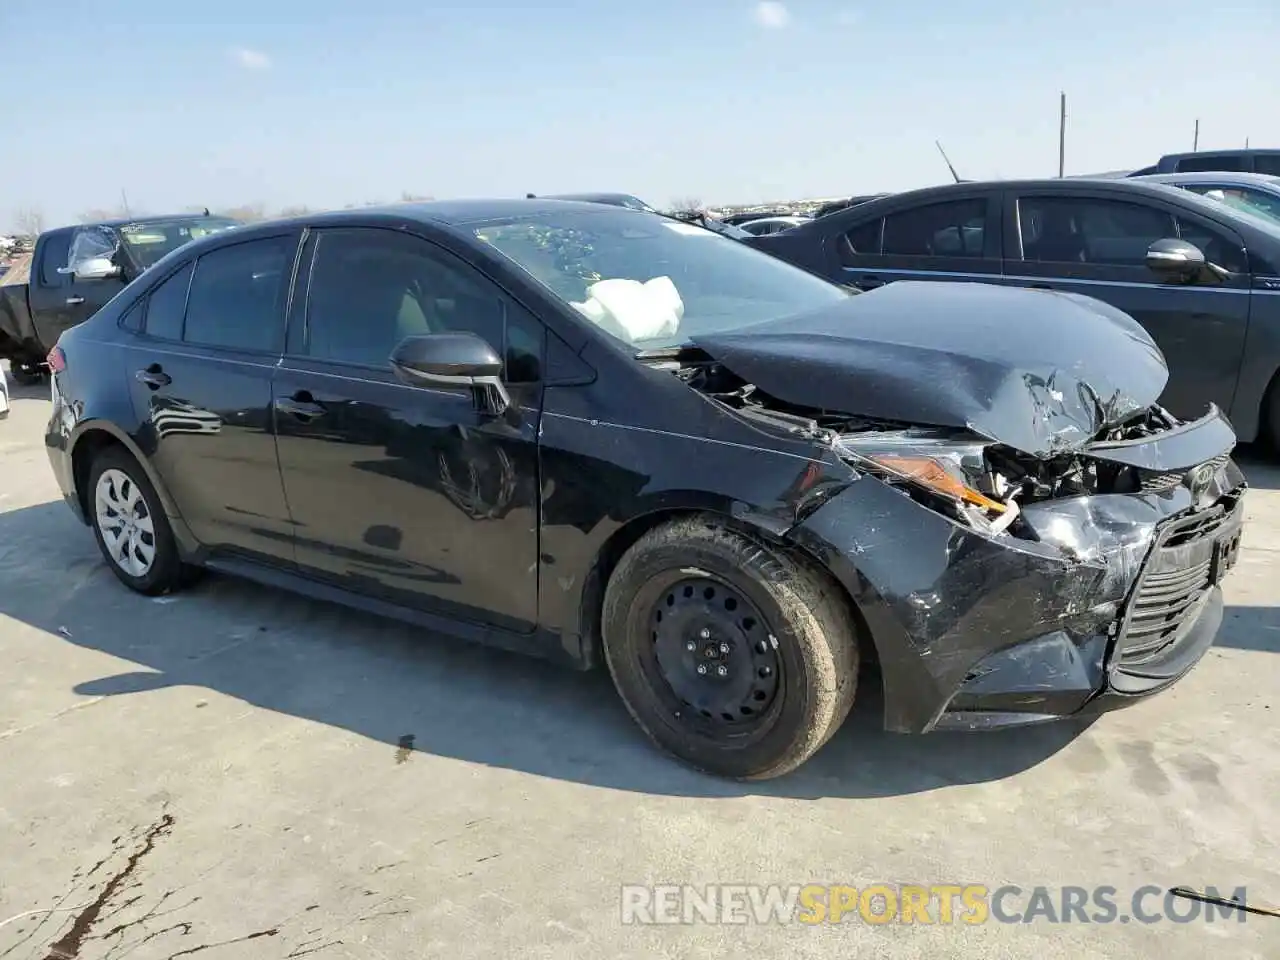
[833,192,1003,291]
[1002,188,1250,420]
[120,231,301,565]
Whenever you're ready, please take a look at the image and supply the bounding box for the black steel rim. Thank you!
[645,576,782,732]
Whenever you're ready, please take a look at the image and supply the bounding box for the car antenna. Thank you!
[935,140,962,183]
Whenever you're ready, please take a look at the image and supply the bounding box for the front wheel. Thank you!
[602,516,859,780]
[88,447,190,595]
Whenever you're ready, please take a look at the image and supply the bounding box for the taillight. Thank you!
[47,346,67,373]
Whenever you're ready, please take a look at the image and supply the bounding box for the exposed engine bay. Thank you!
[655,349,1211,541]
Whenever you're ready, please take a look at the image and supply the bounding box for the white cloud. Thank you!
[753,1,790,28]
[230,47,271,70]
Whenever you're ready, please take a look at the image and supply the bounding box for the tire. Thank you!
[602,515,859,780]
[87,446,189,595]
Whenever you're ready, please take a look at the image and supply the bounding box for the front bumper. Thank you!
[790,446,1246,734]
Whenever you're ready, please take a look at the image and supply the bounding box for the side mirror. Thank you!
[1145,238,1205,279]
[72,257,123,281]
[389,332,510,416]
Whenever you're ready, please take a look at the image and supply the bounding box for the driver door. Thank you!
[1003,190,1250,420]
[58,225,130,331]
[273,226,546,633]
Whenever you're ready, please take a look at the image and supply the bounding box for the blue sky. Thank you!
[3,0,1279,230]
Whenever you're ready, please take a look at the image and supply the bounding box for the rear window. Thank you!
[1174,155,1245,173]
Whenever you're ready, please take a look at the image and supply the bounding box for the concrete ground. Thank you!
[1,373,1277,959]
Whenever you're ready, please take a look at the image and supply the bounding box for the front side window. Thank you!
[1019,197,1175,266]
[1174,217,1247,274]
[1175,155,1244,173]
[304,228,543,380]
[474,208,848,350]
[182,237,294,352]
[881,200,987,258]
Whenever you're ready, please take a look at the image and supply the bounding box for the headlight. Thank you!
[835,430,1019,532]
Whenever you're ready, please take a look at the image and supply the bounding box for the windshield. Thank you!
[119,217,239,269]
[474,208,847,350]
[1201,188,1280,226]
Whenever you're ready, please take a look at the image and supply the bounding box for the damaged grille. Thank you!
[1116,499,1241,665]
[1138,454,1231,496]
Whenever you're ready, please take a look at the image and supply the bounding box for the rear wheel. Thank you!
[88,447,189,595]
[602,516,859,780]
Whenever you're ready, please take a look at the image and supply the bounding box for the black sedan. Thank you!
[746,178,1280,449]
[45,200,1246,779]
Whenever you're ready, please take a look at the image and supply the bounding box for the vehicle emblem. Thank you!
[1184,462,1214,499]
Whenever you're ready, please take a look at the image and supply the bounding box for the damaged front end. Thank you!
[663,341,1246,734]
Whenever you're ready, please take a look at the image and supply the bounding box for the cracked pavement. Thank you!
[1,374,1278,958]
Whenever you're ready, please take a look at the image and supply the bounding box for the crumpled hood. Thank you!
[691,280,1169,458]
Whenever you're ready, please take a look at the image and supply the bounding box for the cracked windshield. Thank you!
[1,0,1276,958]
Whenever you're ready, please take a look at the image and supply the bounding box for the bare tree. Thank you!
[277,205,313,218]
[216,203,267,222]
[13,207,46,237]
[399,191,434,203]
[78,207,131,223]
[669,196,704,214]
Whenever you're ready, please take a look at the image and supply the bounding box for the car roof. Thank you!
[77,212,236,229]
[795,178,1200,222]
[1134,171,1280,189]
[320,198,641,227]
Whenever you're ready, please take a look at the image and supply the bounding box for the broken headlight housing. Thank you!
[834,430,1020,535]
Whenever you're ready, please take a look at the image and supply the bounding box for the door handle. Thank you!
[135,364,171,389]
[66,296,85,305]
[275,392,327,421]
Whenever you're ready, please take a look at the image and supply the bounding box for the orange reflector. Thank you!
[873,455,1008,514]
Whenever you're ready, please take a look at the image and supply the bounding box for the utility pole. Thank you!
[1057,92,1066,178]
[121,188,132,218]
[1193,119,1200,152]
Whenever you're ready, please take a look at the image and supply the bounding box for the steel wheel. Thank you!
[646,576,783,732]
[94,467,157,578]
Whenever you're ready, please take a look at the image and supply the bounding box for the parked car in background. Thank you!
[813,195,892,219]
[737,215,811,236]
[1128,148,1280,177]
[1132,172,1280,227]
[0,213,238,385]
[746,178,1280,448]
[43,199,1245,778]
[527,192,658,213]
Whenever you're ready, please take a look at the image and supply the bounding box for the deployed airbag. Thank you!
[570,276,683,343]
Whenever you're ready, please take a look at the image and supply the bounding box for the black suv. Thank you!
[746,178,1280,448]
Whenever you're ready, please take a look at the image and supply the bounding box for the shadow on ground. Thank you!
[0,499,1105,800]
